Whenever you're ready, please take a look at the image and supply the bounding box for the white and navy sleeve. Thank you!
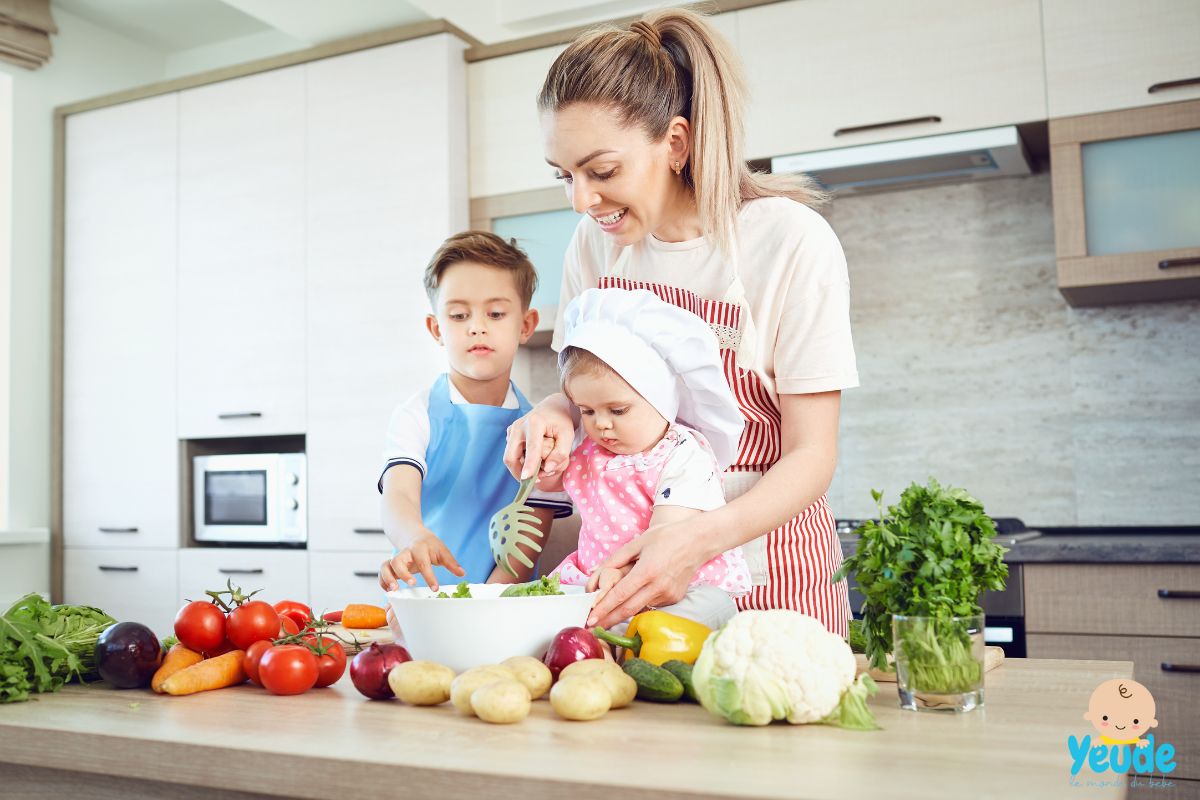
[377,389,432,493]
[653,434,726,512]
[527,488,573,519]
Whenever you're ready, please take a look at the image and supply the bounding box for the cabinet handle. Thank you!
[1161,663,1200,674]
[217,412,263,420]
[98,527,139,534]
[1159,257,1200,270]
[218,568,264,575]
[1148,77,1200,94]
[1157,589,1200,599]
[353,570,377,578]
[834,115,942,137]
[353,528,385,535]
[98,565,138,572]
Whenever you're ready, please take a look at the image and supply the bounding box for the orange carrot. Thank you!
[160,650,247,696]
[342,603,387,629]
[151,644,204,693]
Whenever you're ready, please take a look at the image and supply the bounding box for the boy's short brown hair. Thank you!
[423,231,538,309]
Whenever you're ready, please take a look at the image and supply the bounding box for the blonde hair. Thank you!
[559,346,613,392]
[537,7,824,255]
[423,231,538,309]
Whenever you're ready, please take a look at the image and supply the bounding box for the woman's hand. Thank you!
[504,393,575,480]
[585,520,709,628]
[378,530,464,592]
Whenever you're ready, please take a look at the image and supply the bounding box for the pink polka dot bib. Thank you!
[552,426,751,595]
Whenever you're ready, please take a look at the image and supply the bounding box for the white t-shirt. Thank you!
[379,381,573,517]
[552,196,859,399]
[652,426,725,512]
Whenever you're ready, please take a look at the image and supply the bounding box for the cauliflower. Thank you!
[692,610,879,729]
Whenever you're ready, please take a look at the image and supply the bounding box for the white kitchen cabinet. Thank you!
[308,551,394,614]
[177,66,307,439]
[468,44,565,198]
[739,0,1046,160]
[178,548,309,608]
[63,94,180,550]
[305,36,463,552]
[63,548,179,637]
[1042,0,1200,118]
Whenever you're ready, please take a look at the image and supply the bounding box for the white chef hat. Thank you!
[558,288,745,469]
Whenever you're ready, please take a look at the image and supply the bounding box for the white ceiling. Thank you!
[50,0,677,52]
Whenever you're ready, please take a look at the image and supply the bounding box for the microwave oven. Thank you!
[193,453,306,544]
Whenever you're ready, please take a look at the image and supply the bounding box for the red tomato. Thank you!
[173,601,226,653]
[304,635,347,688]
[204,638,237,658]
[226,601,281,650]
[273,600,312,629]
[279,615,300,636]
[259,645,319,696]
[244,639,274,687]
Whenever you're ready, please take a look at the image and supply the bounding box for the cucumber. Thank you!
[622,657,683,702]
[661,660,697,703]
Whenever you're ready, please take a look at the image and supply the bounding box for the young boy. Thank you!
[377,232,571,593]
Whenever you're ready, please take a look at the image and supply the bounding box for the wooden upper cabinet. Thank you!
[739,0,1046,160]
[176,66,307,439]
[1043,0,1200,119]
[1050,99,1200,305]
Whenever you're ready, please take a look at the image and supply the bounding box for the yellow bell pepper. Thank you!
[594,610,712,666]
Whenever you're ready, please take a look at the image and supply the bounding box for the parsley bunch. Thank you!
[833,479,1008,672]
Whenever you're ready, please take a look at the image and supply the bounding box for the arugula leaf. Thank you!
[0,594,116,703]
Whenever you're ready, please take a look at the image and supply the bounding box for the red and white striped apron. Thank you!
[599,262,850,638]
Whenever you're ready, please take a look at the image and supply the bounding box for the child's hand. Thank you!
[534,437,566,492]
[586,567,626,607]
[379,531,465,592]
[485,565,522,585]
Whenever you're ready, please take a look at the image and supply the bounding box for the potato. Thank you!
[550,675,612,721]
[388,660,456,706]
[559,659,637,709]
[470,679,532,724]
[501,656,552,700]
[450,665,516,715]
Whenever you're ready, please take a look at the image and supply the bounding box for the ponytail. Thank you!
[538,7,824,254]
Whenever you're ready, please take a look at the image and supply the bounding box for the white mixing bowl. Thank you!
[385,582,598,673]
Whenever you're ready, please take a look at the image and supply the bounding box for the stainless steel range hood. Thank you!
[770,125,1032,194]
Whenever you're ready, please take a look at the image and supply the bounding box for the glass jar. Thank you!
[892,613,985,712]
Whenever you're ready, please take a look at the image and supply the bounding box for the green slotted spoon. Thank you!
[488,476,544,578]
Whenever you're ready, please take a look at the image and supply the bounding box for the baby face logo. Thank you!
[1084,679,1158,747]
[1068,679,1177,779]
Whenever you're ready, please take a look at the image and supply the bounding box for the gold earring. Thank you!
[673,161,682,175]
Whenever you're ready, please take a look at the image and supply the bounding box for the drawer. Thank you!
[178,549,309,608]
[1028,633,1200,781]
[1025,564,1200,637]
[63,547,179,638]
[309,551,393,616]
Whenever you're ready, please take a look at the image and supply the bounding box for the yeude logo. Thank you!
[1068,679,1176,777]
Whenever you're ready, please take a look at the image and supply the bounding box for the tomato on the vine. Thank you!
[174,601,226,653]
[244,639,274,687]
[279,615,300,636]
[226,601,281,650]
[259,645,319,696]
[273,600,312,629]
[304,635,347,688]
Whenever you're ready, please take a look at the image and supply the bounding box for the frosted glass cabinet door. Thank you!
[1081,129,1200,256]
[492,207,580,312]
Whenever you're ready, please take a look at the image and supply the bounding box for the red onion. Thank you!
[350,642,412,699]
[543,626,607,680]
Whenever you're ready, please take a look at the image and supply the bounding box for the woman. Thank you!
[505,8,858,636]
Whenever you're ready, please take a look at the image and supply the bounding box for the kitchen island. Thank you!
[0,658,1133,800]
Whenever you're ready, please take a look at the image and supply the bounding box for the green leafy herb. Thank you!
[499,573,564,597]
[832,479,1008,672]
[435,581,473,599]
[846,618,867,654]
[0,594,116,703]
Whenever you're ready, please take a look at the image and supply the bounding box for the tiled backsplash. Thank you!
[516,174,1200,527]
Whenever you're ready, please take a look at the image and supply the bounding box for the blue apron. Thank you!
[415,374,532,587]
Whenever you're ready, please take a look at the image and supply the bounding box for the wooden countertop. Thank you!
[0,658,1131,800]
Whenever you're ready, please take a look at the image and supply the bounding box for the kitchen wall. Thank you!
[519,173,1200,527]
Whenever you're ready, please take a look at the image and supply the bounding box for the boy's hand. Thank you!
[379,531,465,592]
[485,565,522,585]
